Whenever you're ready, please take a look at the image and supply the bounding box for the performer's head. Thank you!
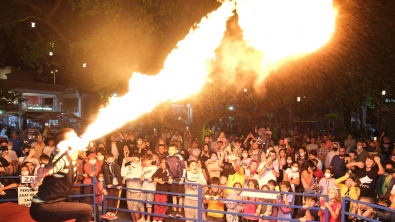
[54,128,77,146]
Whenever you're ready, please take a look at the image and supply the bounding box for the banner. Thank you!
[242,191,277,200]
[18,187,38,207]
[21,176,37,184]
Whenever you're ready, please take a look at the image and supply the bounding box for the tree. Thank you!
[0,86,27,110]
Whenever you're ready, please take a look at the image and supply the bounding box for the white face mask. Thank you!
[324,173,331,179]
[21,171,29,176]
[299,152,305,157]
[242,153,248,158]
[97,156,104,161]
[287,160,293,164]
[357,146,363,150]
[89,159,97,165]
[211,157,218,161]
[292,167,298,172]
[8,145,12,150]
[131,163,139,168]
[98,178,103,182]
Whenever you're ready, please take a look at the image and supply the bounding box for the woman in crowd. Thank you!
[243,179,260,222]
[284,161,300,192]
[319,168,336,199]
[318,187,342,222]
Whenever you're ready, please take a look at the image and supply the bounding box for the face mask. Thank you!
[333,148,338,152]
[107,161,114,166]
[324,173,331,179]
[346,182,353,187]
[89,160,97,165]
[131,163,139,168]
[385,168,393,174]
[0,172,6,176]
[25,151,30,156]
[287,160,293,164]
[78,156,84,160]
[242,153,248,158]
[211,157,218,161]
[98,178,103,182]
[339,154,345,157]
[299,152,305,157]
[292,167,298,172]
[97,156,104,161]
[357,146,363,150]
[8,146,12,150]
[90,148,95,152]
[21,171,29,176]
[137,141,142,145]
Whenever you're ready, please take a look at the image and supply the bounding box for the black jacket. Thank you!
[102,162,122,186]
[106,140,125,165]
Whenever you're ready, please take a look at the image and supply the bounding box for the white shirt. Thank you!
[188,147,201,161]
[4,149,17,173]
[311,157,323,170]
[42,146,55,157]
[285,168,299,192]
[258,161,279,188]
[244,168,261,188]
[142,165,158,191]
[111,142,119,160]
[325,151,338,169]
[121,164,143,192]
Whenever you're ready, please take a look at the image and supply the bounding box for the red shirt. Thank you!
[314,169,324,181]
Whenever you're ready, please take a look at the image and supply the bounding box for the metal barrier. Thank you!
[0,174,97,222]
[342,197,395,222]
[103,178,327,222]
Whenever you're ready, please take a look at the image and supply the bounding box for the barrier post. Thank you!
[93,176,96,222]
[102,176,106,217]
[341,198,346,222]
[197,184,202,222]
[325,195,329,222]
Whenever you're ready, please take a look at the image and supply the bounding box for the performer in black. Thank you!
[30,128,93,222]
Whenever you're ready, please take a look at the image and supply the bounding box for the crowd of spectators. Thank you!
[1,125,395,222]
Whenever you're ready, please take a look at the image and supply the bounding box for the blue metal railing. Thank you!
[103,178,326,222]
[0,174,96,222]
[341,197,395,222]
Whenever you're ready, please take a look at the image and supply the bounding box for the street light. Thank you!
[382,90,386,96]
[244,88,247,92]
[49,51,53,56]
[229,106,234,110]
[187,104,190,107]
[83,63,87,68]
[297,97,301,102]
[178,117,181,120]
[31,22,35,28]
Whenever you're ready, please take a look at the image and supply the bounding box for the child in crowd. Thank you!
[277,181,294,222]
[205,177,227,222]
[334,172,360,215]
[283,161,300,192]
[121,154,143,222]
[139,154,158,222]
[226,182,244,222]
[102,153,123,220]
[166,143,187,217]
[220,175,228,194]
[240,150,251,170]
[95,171,107,222]
[84,153,102,205]
[243,179,260,222]
[318,188,342,222]
[296,196,319,222]
[319,168,336,200]
[185,160,207,222]
[152,158,169,222]
[34,154,49,175]
[255,185,277,222]
[244,160,260,188]
[349,197,375,222]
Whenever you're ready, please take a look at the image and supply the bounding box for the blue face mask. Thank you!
[107,161,114,166]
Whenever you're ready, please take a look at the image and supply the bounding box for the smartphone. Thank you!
[186,127,189,129]
[374,137,377,140]
[89,142,93,147]
[284,138,288,143]
[275,186,280,195]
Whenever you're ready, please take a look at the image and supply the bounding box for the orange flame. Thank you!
[72,1,236,148]
[236,0,336,82]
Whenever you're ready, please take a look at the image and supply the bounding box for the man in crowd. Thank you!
[355,141,369,163]
[249,140,264,162]
[107,133,125,165]
[344,134,356,153]
[31,135,46,160]
[330,147,347,179]
[10,133,23,158]
[306,138,318,152]
[171,130,183,150]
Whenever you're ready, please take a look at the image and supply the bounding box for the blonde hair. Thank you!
[329,188,341,203]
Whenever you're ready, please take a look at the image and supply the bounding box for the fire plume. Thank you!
[236,0,336,81]
[76,1,236,147]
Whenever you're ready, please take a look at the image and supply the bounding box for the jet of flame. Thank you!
[236,0,336,82]
[61,0,236,151]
